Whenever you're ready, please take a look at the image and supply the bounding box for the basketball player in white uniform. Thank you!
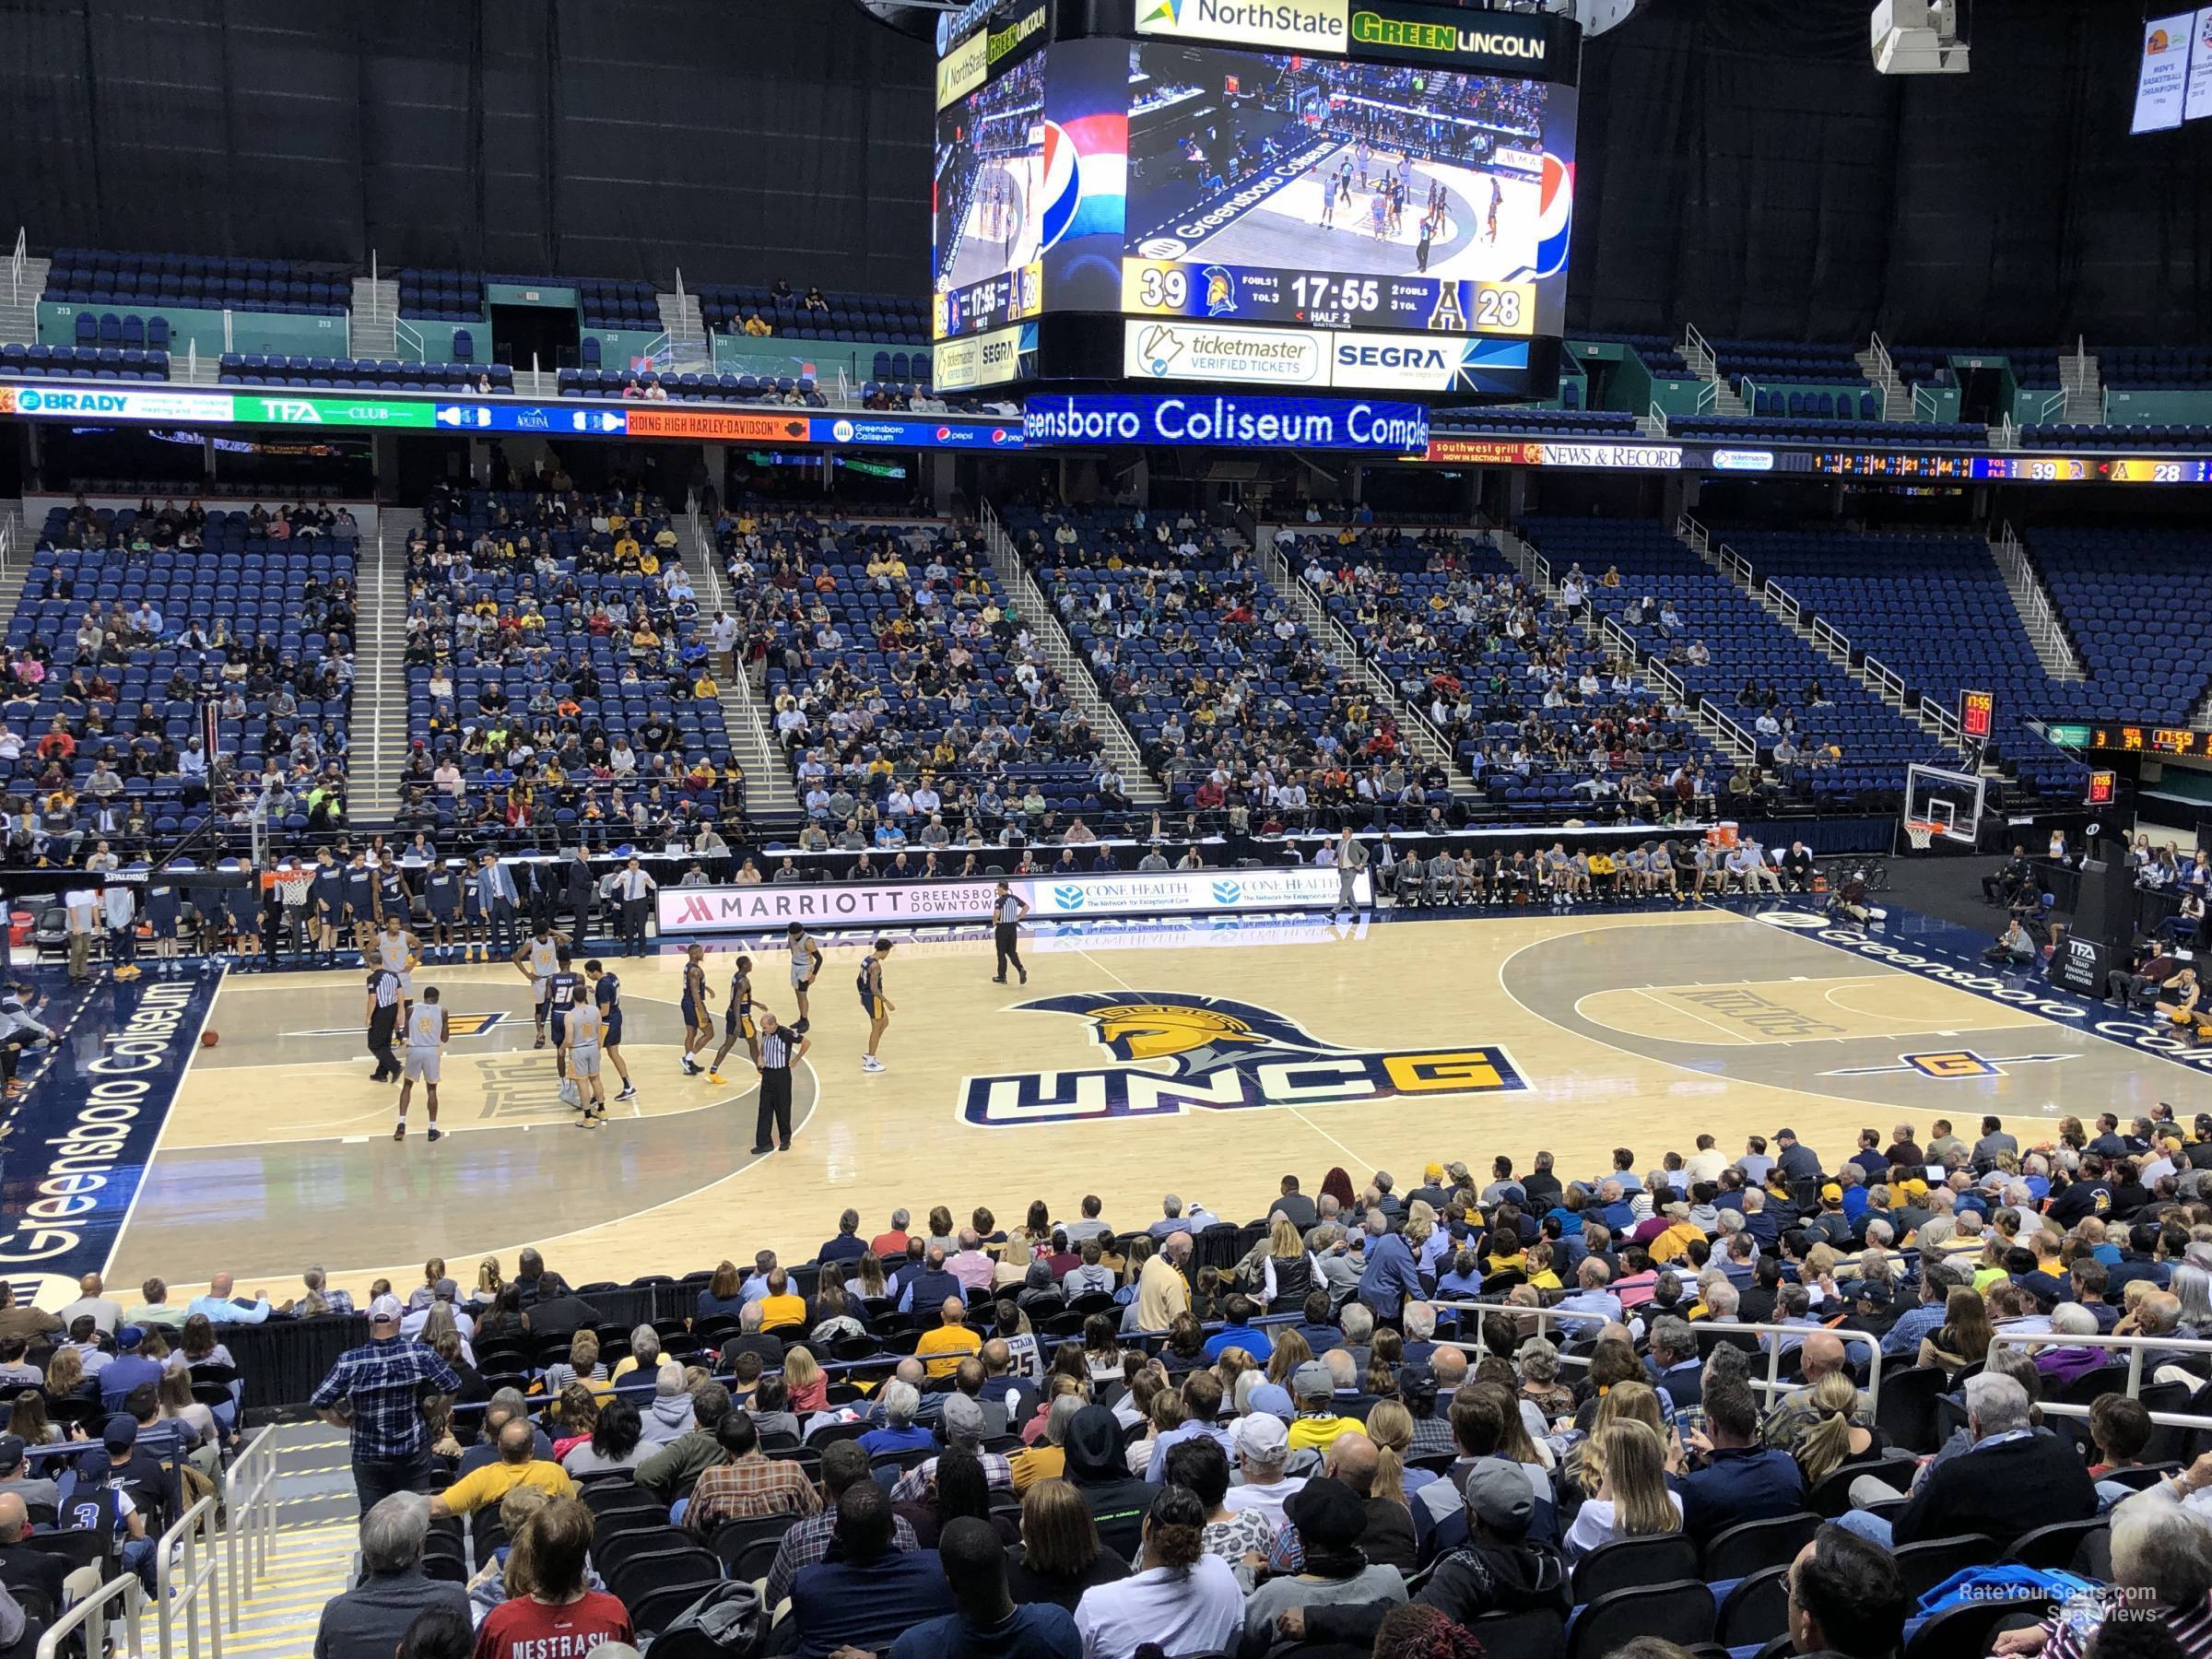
[394,986,450,1143]
[512,925,567,1049]
[785,923,824,1031]
[374,915,419,1018]
[565,999,607,1124]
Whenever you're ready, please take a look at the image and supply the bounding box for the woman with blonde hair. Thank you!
[1006,1477,1131,1610]
[1261,1217,1320,1312]
[1794,1372,1887,1488]
[782,1346,829,1415]
[472,1255,503,1306]
[844,1252,889,1301]
[540,1330,605,1395]
[419,1303,473,1368]
[1567,1379,1666,1500]
[1365,1398,1432,1500]
[698,1260,747,1321]
[410,1257,447,1312]
[548,1384,599,1457]
[1563,1419,1682,1556]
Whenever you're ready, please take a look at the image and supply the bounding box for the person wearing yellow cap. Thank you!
[1808,1183,1854,1248]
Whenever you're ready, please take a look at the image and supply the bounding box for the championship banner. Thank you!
[656,865,1371,935]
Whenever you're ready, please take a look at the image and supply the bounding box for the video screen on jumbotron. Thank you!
[1119,42,1575,339]
[932,53,1048,342]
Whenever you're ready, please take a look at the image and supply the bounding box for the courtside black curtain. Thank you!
[0,0,2206,341]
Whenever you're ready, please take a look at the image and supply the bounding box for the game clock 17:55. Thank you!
[1120,258,1535,338]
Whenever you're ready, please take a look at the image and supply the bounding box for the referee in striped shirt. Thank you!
[749,1011,808,1156]
[365,965,404,1083]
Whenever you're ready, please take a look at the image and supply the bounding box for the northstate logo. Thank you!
[960,992,1524,1126]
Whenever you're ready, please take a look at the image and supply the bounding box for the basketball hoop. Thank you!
[1905,820,1936,852]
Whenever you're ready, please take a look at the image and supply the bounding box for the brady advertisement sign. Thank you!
[1024,392,1428,453]
[2,385,235,424]
[656,866,1369,934]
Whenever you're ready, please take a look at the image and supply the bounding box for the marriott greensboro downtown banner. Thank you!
[656,866,1371,935]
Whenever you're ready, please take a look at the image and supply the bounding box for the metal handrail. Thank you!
[1682,322,1714,380]
[159,1494,224,1659]
[1912,383,1942,423]
[1985,1328,2212,1428]
[1430,1302,1889,1419]
[1992,521,2081,680]
[7,227,25,304]
[221,1426,278,1628]
[393,317,425,363]
[1265,533,1465,781]
[977,501,1152,791]
[39,1574,144,1658]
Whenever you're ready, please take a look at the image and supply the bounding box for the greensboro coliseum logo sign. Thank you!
[960,992,1524,1126]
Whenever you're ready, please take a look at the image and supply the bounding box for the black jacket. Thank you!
[1302,1539,1568,1648]
[1064,1406,1159,1561]
[1893,1430,2096,1547]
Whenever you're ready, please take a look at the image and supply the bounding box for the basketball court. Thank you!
[25,891,2203,1309]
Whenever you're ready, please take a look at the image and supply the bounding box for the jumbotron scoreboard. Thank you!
[930,0,1583,401]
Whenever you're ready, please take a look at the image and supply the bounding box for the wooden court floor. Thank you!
[114,904,2212,1303]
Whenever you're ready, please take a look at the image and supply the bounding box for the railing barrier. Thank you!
[158,1495,223,1659]
[221,1427,278,1631]
[39,1574,144,1659]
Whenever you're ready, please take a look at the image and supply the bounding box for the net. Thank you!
[1905,820,1936,851]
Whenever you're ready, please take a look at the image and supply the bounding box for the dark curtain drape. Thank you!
[1568,0,2212,344]
[0,0,931,293]
[1,0,2206,340]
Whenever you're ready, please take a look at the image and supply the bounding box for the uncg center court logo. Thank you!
[961,992,1524,1126]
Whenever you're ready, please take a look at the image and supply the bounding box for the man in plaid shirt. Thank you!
[311,1295,462,1512]
[684,1411,820,1535]
[765,1440,922,1608]
[888,1394,1013,1503]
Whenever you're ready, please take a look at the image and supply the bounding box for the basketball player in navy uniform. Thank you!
[143,867,182,976]
[546,951,583,1078]
[583,959,638,1103]
[786,923,824,1031]
[225,871,262,968]
[704,955,758,1083]
[343,850,376,957]
[990,882,1029,985]
[858,936,894,1074]
[512,924,568,1049]
[677,943,714,1075]
[421,860,463,962]
[373,850,412,937]
[311,848,346,966]
[394,986,449,1142]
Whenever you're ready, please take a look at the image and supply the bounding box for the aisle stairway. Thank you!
[686,514,802,826]
[352,508,418,827]
[349,276,400,361]
[0,257,48,347]
[226,1422,361,1656]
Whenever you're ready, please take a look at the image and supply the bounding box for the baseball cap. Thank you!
[433,1277,459,1301]
[1774,1127,1796,1141]
[1463,1459,1535,1536]
[101,1417,136,1453]
[940,1393,985,1442]
[1286,1477,1365,1549]
[1424,1162,1444,1182]
[1230,1413,1288,1461]
[368,1294,404,1328]
[115,1325,145,1352]
[1245,1382,1295,1422]
[1290,1360,1335,1402]
[1819,1182,1843,1202]
[0,1435,25,1472]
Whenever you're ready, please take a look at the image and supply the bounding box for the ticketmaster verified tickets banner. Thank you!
[655,866,1371,935]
